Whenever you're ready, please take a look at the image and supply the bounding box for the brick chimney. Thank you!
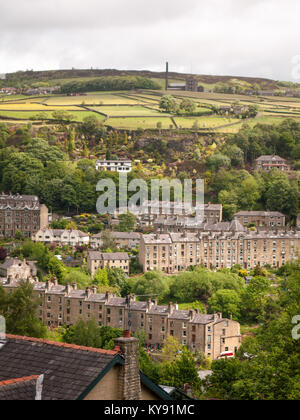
[92,285,97,294]
[147,298,153,311]
[189,309,195,320]
[72,283,77,290]
[45,279,53,291]
[65,283,72,295]
[168,302,175,315]
[85,287,91,298]
[114,332,141,400]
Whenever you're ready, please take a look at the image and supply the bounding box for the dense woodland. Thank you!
[0,116,299,222]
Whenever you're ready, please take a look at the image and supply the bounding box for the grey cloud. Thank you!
[0,0,299,81]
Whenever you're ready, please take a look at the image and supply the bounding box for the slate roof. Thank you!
[0,376,38,400]
[234,211,284,217]
[255,155,286,162]
[88,251,130,261]
[0,258,25,269]
[0,335,120,400]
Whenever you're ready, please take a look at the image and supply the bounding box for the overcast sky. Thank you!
[0,0,300,81]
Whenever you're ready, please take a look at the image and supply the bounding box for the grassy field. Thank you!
[89,105,167,117]
[1,90,299,131]
[174,116,240,129]
[0,109,105,122]
[105,116,174,129]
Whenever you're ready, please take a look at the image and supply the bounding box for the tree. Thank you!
[207,153,231,171]
[101,230,117,250]
[63,318,102,348]
[52,110,74,124]
[134,271,168,300]
[162,336,184,362]
[208,289,241,320]
[180,98,197,113]
[118,212,136,232]
[159,95,179,113]
[240,277,271,323]
[0,281,47,338]
[93,268,109,286]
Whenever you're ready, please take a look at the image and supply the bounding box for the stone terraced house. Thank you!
[1,278,241,360]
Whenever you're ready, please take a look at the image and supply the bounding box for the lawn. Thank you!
[105,116,174,129]
[174,116,240,129]
[89,105,167,117]
[0,109,105,122]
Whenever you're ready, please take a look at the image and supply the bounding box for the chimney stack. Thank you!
[65,283,72,295]
[165,61,169,91]
[85,287,91,298]
[72,283,77,290]
[147,298,153,311]
[114,334,142,400]
[168,302,175,315]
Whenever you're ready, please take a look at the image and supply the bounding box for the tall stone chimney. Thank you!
[85,287,91,298]
[147,298,153,311]
[114,332,142,400]
[165,62,169,91]
[168,302,175,315]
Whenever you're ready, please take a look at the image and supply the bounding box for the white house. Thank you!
[96,159,132,173]
[32,229,89,247]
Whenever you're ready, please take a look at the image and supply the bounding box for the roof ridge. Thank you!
[6,334,119,356]
[0,375,39,387]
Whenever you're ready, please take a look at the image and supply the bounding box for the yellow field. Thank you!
[0,102,80,111]
[44,93,142,106]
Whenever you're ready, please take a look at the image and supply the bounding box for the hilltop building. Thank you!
[96,159,132,173]
[254,155,289,172]
[185,76,204,92]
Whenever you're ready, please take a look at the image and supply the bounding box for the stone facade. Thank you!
[1,279,241,359]
[0,193,48,238]
[119,201,222,227]
[91,231,141,250]
[87,251,130,277]
[0,258,37,279]
[254,155,289,171]
[139,228,300,272]
[32,228,89,246]
[234,211,286,228]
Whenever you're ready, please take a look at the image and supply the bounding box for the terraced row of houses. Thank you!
[1,276,241,360]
